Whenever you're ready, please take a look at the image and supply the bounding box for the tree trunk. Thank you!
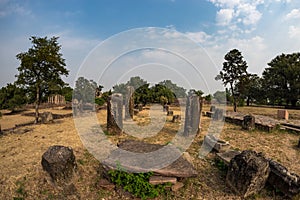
[35,87,40,123]
[247,97,250,106]
[230,83,237,112]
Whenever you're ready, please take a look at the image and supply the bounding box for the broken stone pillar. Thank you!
[107,93,123,134]
[210,105,216,112]
[167,110,174,116]
[40,112,54,124]
[41,145,77,183]
[184,91,200,136]
[267,159,300,198]
[124,86,134,120]
[277,109,289,120]
[172,115,181,123]
[203,134,230,153]
[242,115,255,131]
[213,108,224,121]
[226,150,270,198]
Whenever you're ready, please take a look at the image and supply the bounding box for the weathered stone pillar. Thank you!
[242,115,255,130]
[107,93,123,134]
[213,108,224,121]
[184,90,200,136]
[125,86,134,120]
[41,145,77,183]
[226,150,270,198]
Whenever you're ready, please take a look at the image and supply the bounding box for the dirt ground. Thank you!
[0,105,299,199]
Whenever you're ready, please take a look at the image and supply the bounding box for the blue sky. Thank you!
[1,0,300,93]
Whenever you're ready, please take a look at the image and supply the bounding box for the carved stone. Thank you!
[226,150,270,198]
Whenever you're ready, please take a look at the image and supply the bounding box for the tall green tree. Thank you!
[262,52,300,106]
[73,77,100,103]
[215,49,248,112]
[0,83,27,111]
[16,36,69,123]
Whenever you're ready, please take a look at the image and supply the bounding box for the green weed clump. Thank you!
[108,169,170,199]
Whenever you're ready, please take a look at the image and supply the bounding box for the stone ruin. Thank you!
[216,149,300,198]
[107,93,123,135]
[40,112,54,124]
[184,90,201,136]
[278,109,289,120]
[242,115,255,131]
[41,145,77,183]
[48,94,66,105]
[124,86,134,120]
[226,150,270,198]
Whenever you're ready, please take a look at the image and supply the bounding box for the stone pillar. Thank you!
[125,86,134,120]
[226,150,270,198]
[242,115,255,131]
[107,93,123,135]
[184,90,200,136]
[213,108,224,121]
[41,145,77,183]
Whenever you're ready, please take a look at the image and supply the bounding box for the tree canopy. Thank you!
[0,83,27,111]
[262,52,300,106]
[216,49,249,111]
[16,36,69,122]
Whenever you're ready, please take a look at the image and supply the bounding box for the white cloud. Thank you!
[286,9,300,20]
[216,8,235,26]
[185,31,212,43]
[288,25,300,38]
[209,0,264,29]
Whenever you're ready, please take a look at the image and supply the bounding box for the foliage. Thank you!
[15,36,69,123]
[112,76,187,105]
[0,83,27,111]
[108,169,169,199]
[262,52,300,106]
[158,80,186,98]
[216,49,248,111]
[213,91,226,104]
[204,94,212,103]
[95,97,105,106]
[61,86,73,102]
[73,77,102,103]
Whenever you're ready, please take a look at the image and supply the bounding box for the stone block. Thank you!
[216,150,241,166]
[204,134,230,153]
[242,115,255,131]
[277,110,289,120]
[41,145,76,183]
[226,150,270,198]
[149,176,177,185]
[167,111,174,116]
[267,159,300,198]
[172,115,181,122]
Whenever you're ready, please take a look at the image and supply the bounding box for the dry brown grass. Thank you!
[0,105,299,199]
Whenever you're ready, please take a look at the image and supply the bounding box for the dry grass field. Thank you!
[0,105,299,199]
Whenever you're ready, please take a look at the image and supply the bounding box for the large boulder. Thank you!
[226,150,270,198]
[41,145,77,183]
[40,112,53,124]
[267,159,300,198]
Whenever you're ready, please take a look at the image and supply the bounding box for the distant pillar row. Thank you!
[48,94,66,105]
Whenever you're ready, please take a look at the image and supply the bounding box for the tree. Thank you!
[262,52,300,107]
[213,91,226,104]
[73,77,99,103]
[0,83,27,111]
[158,80,186,98]
[16,36,69,123]
[215,49,248,112]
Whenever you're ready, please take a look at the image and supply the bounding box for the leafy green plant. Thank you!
[214,159,228,174]
[108,169,169,199]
